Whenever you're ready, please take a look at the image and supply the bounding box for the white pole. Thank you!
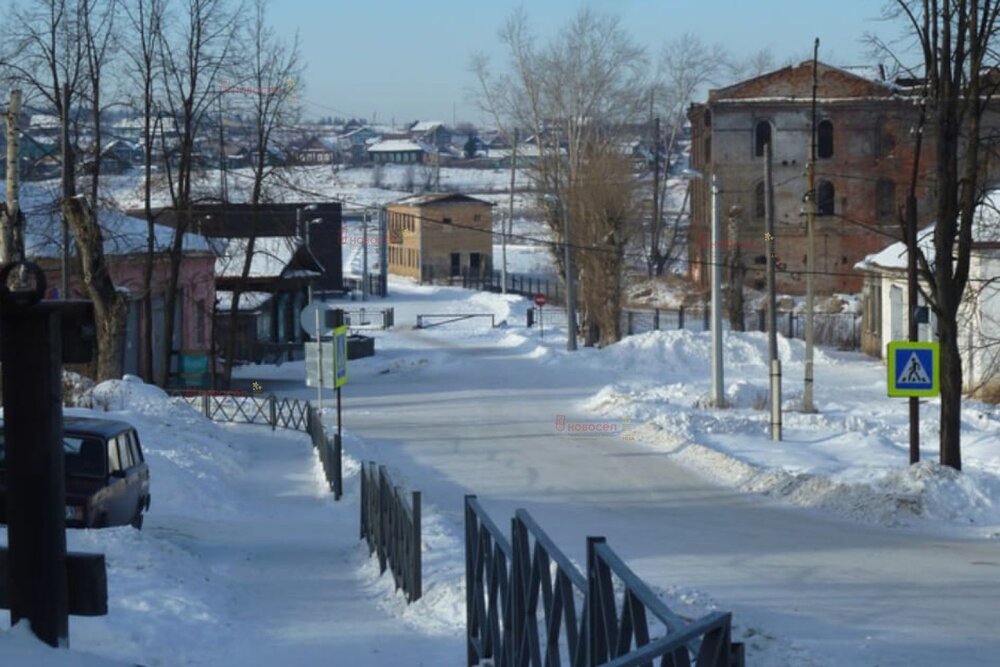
[362,209,369,301]
[710,174,724,407]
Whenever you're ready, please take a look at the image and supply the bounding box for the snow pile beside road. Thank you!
[0,624,131,666]
[585,330,1000,535]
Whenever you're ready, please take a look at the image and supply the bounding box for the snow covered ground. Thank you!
[3,281,999,665]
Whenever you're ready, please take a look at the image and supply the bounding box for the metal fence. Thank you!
[416,313,497,329]
[173,391,341,498]
[343,307,395,331]
[608,305,861,350]
[465,496,743,667]
[360,462,422,603]
[308,404,343,500]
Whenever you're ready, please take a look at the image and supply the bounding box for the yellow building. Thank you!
[385,193,493,283]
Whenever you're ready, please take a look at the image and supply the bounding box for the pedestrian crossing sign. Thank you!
[887,341,940,397]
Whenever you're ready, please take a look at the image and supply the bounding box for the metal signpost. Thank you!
[332,322,348,440]
[534,292,546,338]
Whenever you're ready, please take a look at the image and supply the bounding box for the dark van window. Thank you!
[66,437,106,477]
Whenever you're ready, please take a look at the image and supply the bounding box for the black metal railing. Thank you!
[361,462,422,602]
[308,405,343,500]
[465,496,743,667]
[173,391,342,499]
[416,313,496,329]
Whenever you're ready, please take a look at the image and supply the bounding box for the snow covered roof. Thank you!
[856,190,1000,272]
[367,139,427,153]
[410,120,446,133]
[391,192,493,207]
[854,226,934,272]
[215,236,311,279]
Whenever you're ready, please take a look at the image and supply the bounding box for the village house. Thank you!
[384,193,493,283]
[367,139,427,165]
[855,196,1000,400]
[687,62,935,295]
[24,206,215,386]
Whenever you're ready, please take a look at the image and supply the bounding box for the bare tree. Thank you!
[156,0,240,386]
[887,0,1000,469]
[645,33,731,277]
[122,0,165,382]
[220,0,301,384]
[474,8,649,345]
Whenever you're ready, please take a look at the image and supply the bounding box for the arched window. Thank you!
[817,180,835,216]
[817,120,834,159]
[876,178,897,222]
[704,136,711,162]
[754,181,766,219]
[703,109,712,127]
[754,120,772,157]
[874,117,896,158]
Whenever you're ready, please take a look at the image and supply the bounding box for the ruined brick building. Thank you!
[687,61,935,295]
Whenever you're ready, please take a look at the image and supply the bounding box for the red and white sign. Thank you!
[534,293,547,307]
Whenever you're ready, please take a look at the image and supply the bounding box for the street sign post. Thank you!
[887,341,940,398]
[534,293,546,338]
[332,325,349,389]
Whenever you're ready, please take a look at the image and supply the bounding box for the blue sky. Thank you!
[272,1,900,125]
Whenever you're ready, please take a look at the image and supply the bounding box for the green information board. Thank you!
[332,325,349,388]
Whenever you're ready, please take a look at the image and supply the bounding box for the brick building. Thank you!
[384,193,493,283]
[687,62,934,295]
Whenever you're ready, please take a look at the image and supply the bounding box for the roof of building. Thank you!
[410,120,447,133]
[390,193,493,207]
[367,139,427,153]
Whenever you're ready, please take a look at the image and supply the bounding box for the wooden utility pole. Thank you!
[2,89,23,265]
[652,116,661,278]
[504,128,518,294]
[61,83,72,297]
[803,38,819,414]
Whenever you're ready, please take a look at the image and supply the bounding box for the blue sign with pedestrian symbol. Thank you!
[887,341,940,397]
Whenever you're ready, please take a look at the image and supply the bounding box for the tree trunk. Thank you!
[727,249,746,332]
[62,197,127,381]
[937,307,963,470]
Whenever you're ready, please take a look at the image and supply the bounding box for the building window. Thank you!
[754,120,772,157]
[195,299,205,345]
[876,179,897,222]
[875,117,895,158]
[754,181,765,219]
[703,108,712,127]
[705,136,711,162]
[817,180,835,216]
[817,120,833,159]
[442,217,452,224]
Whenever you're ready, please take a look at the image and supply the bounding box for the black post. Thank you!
[788,311,795,339]
[1,305,69,647]
[703,303,709,331]
[906,195,920,464]
[336,387,343,441]
[653,309,660,331]
[585,536,606,667]
[678,305,685,330]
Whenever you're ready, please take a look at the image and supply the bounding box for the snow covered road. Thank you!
[251,319,1000,666]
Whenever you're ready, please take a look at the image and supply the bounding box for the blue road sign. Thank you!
[887,341,940,397]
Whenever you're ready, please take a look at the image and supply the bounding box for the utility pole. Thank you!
[710,174,724,407]
[362,208,369,301]
[60,84,70,297]
[218,91,228,203]
[504,128,518,294]
[765,142,782,440]
[652,116,661,278]
[803,38,819,414]
[3,89,23,266]
[904,89,928,465]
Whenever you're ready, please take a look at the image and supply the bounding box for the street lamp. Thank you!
[682,168,724,407]
[543,193,577,351]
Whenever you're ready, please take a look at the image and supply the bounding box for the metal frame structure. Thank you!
[360,462,422,602]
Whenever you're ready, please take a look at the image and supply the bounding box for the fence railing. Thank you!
[173,391,342,498]
[465,496,743,667]
[361,462,422,602]
[308,404,343,500]
[609,305,861,350]
[343,307,395,331]
[416,313,496,329]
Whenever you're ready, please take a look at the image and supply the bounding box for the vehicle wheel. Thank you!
[130,509,144,531]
